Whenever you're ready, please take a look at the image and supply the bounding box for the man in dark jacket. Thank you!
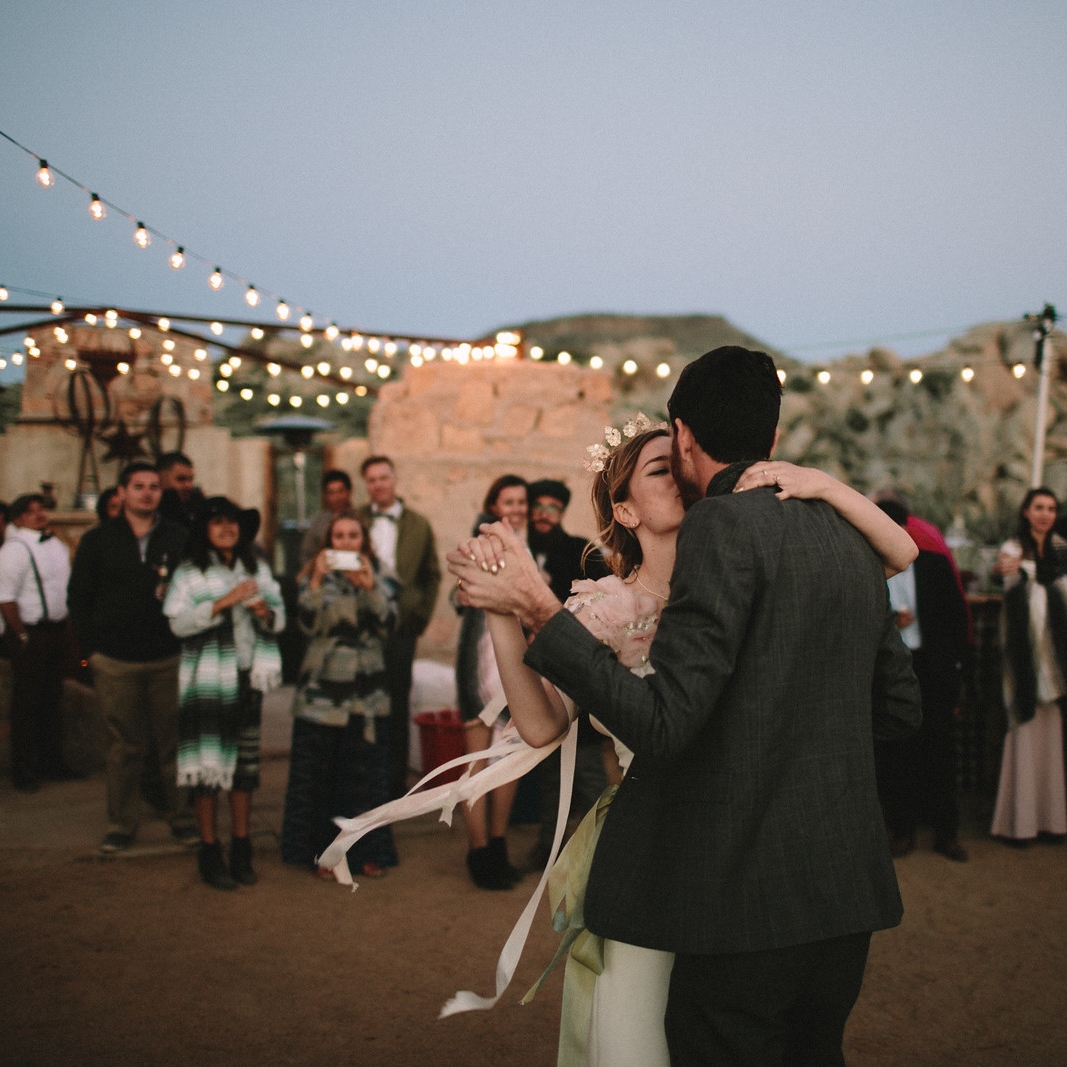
[68,460,197,853]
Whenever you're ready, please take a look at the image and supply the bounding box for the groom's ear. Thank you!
[673,419,695,461]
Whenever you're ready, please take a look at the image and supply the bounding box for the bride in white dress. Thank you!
[472,420,917,1066]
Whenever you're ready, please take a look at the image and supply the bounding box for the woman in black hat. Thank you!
[163,496,285,890]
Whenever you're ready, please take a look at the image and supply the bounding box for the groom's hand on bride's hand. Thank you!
[445,522,562,634]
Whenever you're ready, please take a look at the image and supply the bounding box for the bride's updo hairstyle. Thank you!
[585,426,670,579]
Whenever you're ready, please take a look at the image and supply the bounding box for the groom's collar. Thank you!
[705,460,759,498]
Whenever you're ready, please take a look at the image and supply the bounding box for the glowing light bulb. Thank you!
[530,346,544,360]
[84,313,97,324]
[316,394,330,407]
[209,268,224,291]
[861,369,874,385]
[267,363,281,377]
[300,365,314,379]
[188,368,200,380]
[267,394,281,406]
[216,379,229,392]
[250,328,264,340]
[229,356,241,368]
[410,354,424,368]
[817,370,831,384]
[194,348,207,361]
[36,160,54,187]
[339,366,352,380]
[656,362,671,379]
[161,353,174,366]
[325,324,339,341]
[620,358,635,374]
[89,194,106,220]
[64,358,77,371]
[365,358,379,373]
[410,344,422,357]
[589,356,603,370]
[336,392,349,404]
[14,352,26,364]
[300,334,313,349]
[777,370,787,386]
[219,363,232,377]
[961,366,975,382]
[168,365,181,377]
[558,351,574,365]
[496,331,521,346]
[117,362,130,375]
[240,388,253,401]
[384,341,397,356]
[210,321,223,336]
[355,385,368,397]
[51,298,64,315]
[368,337,381,354]
[300,314,314,332]
[245,286,260,308]
[316,361,331,375]
[1013,363,1026,379]
[350,333,364,349]
[909,369,923,384]
[163,339,175,351]
[276,300,290,320]
[134,222,150,248]
[169,247,186,270]
[0,286,8,301]
[290,396,303,408]
[24,336,35,348]
[128,327,141,340]
[157,317,170,331]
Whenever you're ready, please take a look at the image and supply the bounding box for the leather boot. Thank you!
[198,841,238,891]
[229,836,258,885]
[466,846,512,890]
[488,836,521,885]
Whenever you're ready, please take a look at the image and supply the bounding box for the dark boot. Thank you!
[229,836,258,885]
[198,841,238,891]
[466,846,512,890]
[488,836,521,885]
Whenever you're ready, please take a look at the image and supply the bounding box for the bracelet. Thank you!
[18,631,30,644]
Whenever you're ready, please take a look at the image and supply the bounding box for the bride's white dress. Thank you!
[317,573,673,1066]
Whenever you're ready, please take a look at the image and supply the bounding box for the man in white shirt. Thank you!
[358,455,441,798]
[0,494,75,791]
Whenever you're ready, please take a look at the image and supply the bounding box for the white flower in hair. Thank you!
[582,412,667,472]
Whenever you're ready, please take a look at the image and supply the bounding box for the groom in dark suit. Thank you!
[453,346,921,1064]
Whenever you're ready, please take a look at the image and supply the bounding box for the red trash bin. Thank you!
[414,709,466,783]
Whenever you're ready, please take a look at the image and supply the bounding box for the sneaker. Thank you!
[99,832,134,854]
[171,824,201,848]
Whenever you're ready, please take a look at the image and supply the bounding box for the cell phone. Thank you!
[326,549,362,571]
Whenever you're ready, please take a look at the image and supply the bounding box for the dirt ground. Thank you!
[2,756,1066,1067]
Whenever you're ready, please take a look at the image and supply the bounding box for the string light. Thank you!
[961,366,975,382]
[656,363,671,379]
[89,193,106,220]
[245,286,260,307]
[134,222,150,248]
[36,159,54,187]
[909,369,923,384]
[250,328,265,340]
[50,298,64,315]
[861,369,874,385]
[210,321,224,336]
[276,300,290,321]
[117,362,130,375]
[0,286,8,301]
[157,317,170,331]
[209,267,224,291]
[217,379,229,392]
[169,247,185,270]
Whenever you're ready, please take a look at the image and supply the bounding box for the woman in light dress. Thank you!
[990,487,1067,846]
[469,423,916,1066]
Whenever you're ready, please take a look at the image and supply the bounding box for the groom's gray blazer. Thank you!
[525,461,921,955]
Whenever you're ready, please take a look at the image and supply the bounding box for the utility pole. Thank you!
[1026,303,1058,487]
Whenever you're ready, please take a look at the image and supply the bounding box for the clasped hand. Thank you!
[446,521,560,631]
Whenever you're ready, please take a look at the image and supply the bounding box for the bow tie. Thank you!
[40,531,54,541]
[372,511,397,522]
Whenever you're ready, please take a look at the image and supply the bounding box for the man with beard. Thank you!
[451,347,921,1065]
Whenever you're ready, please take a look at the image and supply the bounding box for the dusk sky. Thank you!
[2,1,1065,375]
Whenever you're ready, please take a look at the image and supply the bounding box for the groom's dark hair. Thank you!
[667,346,781,463]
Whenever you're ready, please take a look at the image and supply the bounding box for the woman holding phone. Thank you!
[281,512,398,879]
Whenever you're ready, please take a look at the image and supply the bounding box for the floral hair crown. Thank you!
[583,412,668,472]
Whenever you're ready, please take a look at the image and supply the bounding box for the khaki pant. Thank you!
[92,652,189,836]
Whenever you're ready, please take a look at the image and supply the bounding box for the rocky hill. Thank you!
[499,312,1067,558]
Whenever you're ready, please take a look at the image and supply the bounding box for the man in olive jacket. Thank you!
[452,348,921,1064]
[359,455,441,798]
